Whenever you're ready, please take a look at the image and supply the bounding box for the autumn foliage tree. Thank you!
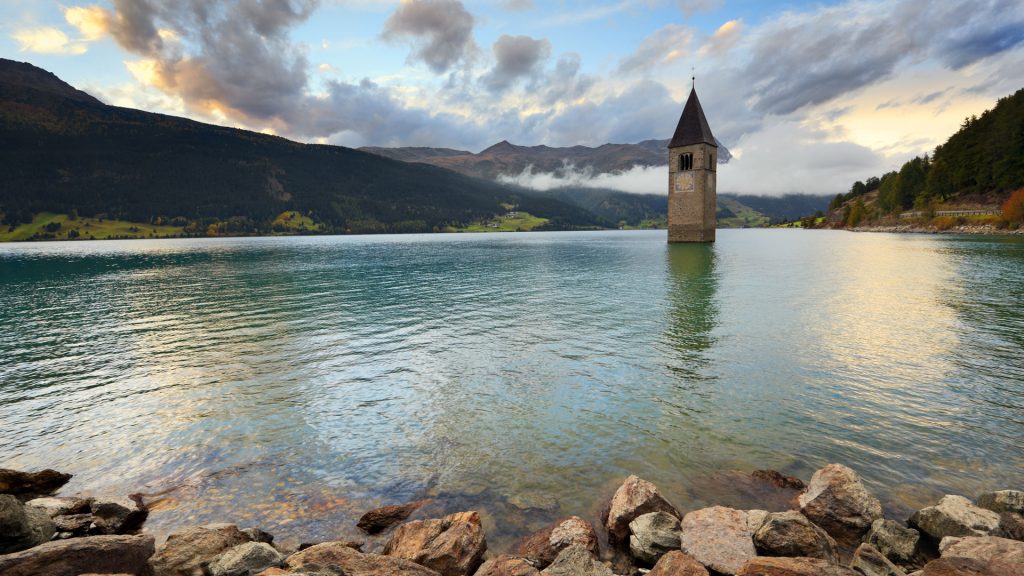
[1004,189,1024,226]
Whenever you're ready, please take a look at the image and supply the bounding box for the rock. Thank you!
[679,506,760,575]
[149,523,253,576]
[539,544,612,576]
[475,555,542,576]
[909,495,1000,540]
[736,556,859,576]
[752,470,806,491]
[0,494,57,554]
[287,541,441,575]
[0,534,155,576]
[241,527,275,544]
[297,539,364,552]
[383,511,487,576]
[0,468,72,496]
[25,496,92,517]
[603,475,679,545]
[995,511,1024,541]
[89,495,148,535]
[513,516,600,568]
[864,519,921,567]
[753,510,839,563]
[629,511,681,566]
[918,557,993,576]
[208,542,285,576]
[976,491,1024,515]
[54,513,94,536]
[851,543,906,576]
[798,464,883,542]
[648,550,710,576]
[939,536,1024,566]
[357,499,430,534]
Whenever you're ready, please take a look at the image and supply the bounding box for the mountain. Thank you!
[360,138,732,180]
[0,58,601,234]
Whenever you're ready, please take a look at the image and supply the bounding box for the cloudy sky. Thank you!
[4,0,1024,195]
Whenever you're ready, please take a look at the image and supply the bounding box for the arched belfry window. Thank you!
[679,153,693,171]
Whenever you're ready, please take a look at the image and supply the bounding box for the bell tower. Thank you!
[668,82,717,243]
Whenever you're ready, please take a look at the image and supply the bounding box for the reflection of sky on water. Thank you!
[1,231,1022,547]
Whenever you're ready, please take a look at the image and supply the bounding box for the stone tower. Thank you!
[668,85,717,243]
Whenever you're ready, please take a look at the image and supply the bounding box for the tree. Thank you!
[847,198,865,227]
[1004,188,1024,226]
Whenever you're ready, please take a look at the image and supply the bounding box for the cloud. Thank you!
[483,34,551,91]
[618,24,693,73]
[381,0,476,74]
[11,27,87,55]
[698,19,742,56]
[677,0,721,16]
[499,163,666,194]
[63,5,110,41]
[500,0,533,11]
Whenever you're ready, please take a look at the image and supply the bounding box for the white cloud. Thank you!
[12,27,87,55]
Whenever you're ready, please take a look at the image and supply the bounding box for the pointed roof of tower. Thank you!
[669,86,717,148]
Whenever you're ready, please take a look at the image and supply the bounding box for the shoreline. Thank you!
[2,464,1021,575]
[846,224,1024,236]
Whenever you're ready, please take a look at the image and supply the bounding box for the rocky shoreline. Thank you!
[1,464,1021,576]
[847,224,1024,236]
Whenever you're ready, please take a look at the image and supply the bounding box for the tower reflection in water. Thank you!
[663,243,720,382]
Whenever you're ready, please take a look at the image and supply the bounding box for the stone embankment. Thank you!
[1,464,1022,576]
[849,224,1024,235]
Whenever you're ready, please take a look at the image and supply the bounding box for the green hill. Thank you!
[0,58,602,237]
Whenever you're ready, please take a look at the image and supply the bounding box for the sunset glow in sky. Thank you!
[4,0,1024,195]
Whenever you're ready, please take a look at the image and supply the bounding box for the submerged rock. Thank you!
[0,534,154,576]
[0,494,56,554]
[513,516,599,568]
[736,556,859,576]
[89,495,148,535]
[383,511,487,576]
[851,543,907,576]
[679,506,761,575]
[603,475,679,545]
[538,544,612,576]
[357,499,430,534]
[208,542,285,576]
[648,550,710,576]
[753,510,839,563]
[0,468,72,497]
[149,523,253,576]
[287,541,441,575]
[475,555,542,576]
[752,470,806,491]
[909,495,1000,540]
[798,464,883,542]
[864,519,922,567]
[629,511,681,566]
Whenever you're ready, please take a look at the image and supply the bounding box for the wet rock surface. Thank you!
[0,468,72,497]
[357,499,431,534]
[383,511,487,576]
[679,506,761,575]
[753,510,839,563]
[0,534,155,576]
[603,475,679,546]
[752,470,807,491]
[0,494,56,554]
[910,495,1000,540]
[513,516,599,568]
[798,464,883,542]
[89,495,148,535]
[628,511,681,566]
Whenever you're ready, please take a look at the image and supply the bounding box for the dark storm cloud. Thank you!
[482,34,551,92]
[381,0,476,74]
[745,0,1024,116]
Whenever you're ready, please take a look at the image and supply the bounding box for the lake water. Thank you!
[1,229,1022,548]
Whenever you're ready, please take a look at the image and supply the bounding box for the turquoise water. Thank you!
[1,229,1022,546]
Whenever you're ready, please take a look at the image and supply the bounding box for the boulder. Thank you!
[0,534,155,576]
[287,541,441,575]
[736,556,859,576]
[539,544,612,576]
[864,519,921,567]
[54,513,94,537]
[0,494,56,554]
[850,543,906,576]
[208,542,285,576]
[798,464,883,542]
[89,495,148,535]
[939,536,1024,567]
[0,468,72,496]
[513,516,600,568]
[679,506,761,575]
[603,475,679,545]
[149,523,253,576]
[909,495,1000,540]
[629,511,681,566]
[383,511,487,576]
[648,550,710,576]
[357,499,430,534]
[241,527,275,544]
[475,555,542,576]
[26,496,92,517]
[753,510,839,563]
[976,491,1024,515]
[995,511,1024,541]
[751,470,806,491]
